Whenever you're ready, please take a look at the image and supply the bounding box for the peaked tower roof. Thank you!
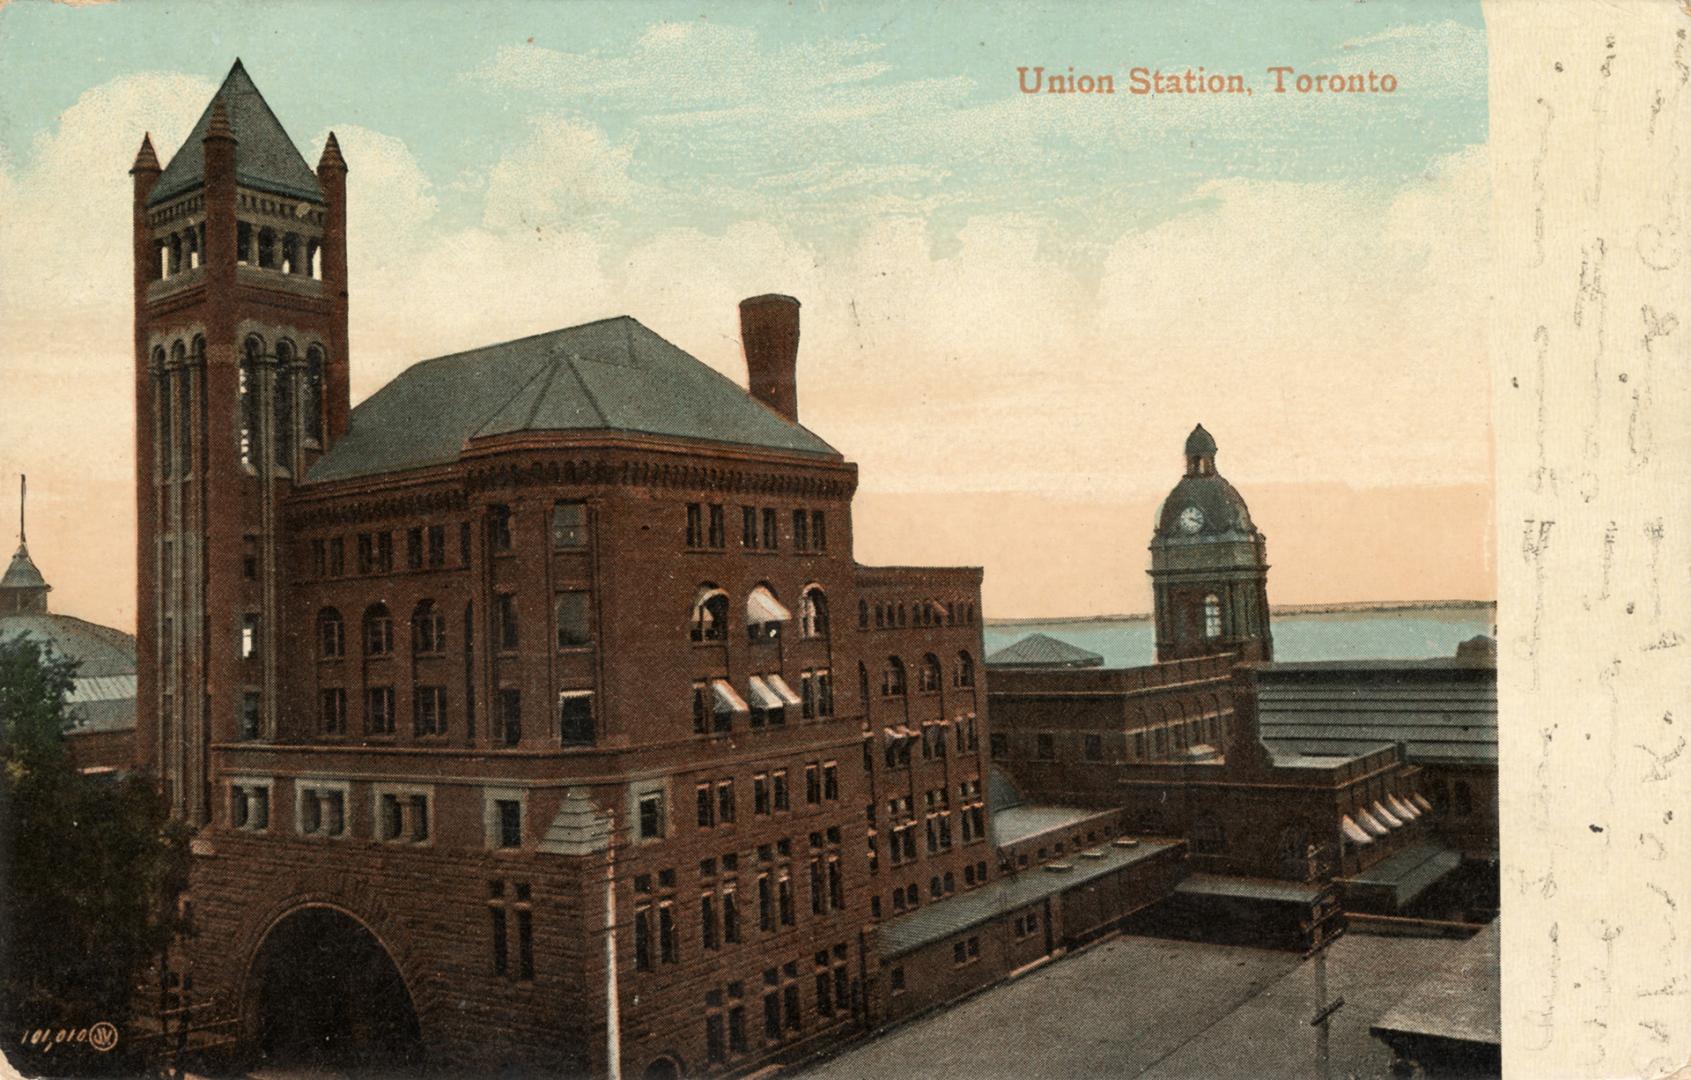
[149,60,323,207]
[0,544,48,593]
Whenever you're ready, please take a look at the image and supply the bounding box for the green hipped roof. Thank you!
[985,632,1104,668]
[148,60,323,207]
[307,316,839,484]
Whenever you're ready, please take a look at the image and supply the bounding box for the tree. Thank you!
[0,635,189,1076]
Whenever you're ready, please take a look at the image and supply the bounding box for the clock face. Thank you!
[1178,506,1205,534]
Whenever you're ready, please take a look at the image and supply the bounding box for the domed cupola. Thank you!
[1148,425,1273,662]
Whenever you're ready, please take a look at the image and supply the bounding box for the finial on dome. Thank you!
[1184,424,1217,476]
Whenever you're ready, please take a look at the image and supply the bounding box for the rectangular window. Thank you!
[406,526,423,570]
[318,688,346,735]
[496,594,519,651]
[409,794,430,842]
[763,985,781,1040]
[700,894,719,950]
[1037,733,1056,760]
[556,591,591,647]
[658,902,677,964]
[240,613,259,659]
[496,688,521,746]
[698,782,714,828]
[376,531,394,573]
[427,524,446,567]
[758,874,773,931]
[805,763,821,805]
[742,506,758,548]
[792,509,808,551]
[634,906,652,971]
[1084,733,1104,761]
[459,522,471,566]
[558,692,594,747]
[311,539,327,578]
[491,906,508,976]
[551,501,587,549]
[706,1012,725,1064]
[754,774,770,815]
[240,690,261,740]
[693,682,709,735]
[717,780,736,824]
[811,510,826,551]
[761,507,777,549]
[823,761,839,801]
[414,685,448,737]
[723,887,740,944]
[328,537,345,576]
[495,799,522,848]
[728,997,746,1053]
[773,769,790,812]
[708,504,725,548]
[489,505,513,552]
[639,793,664,839]
[777,870,794,926]
[687,503,704,548]
[242,535,258,579]
[516,908,534,980]
[359,533,374,574]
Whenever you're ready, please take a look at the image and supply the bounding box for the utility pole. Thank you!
[1304,843,1345,1080]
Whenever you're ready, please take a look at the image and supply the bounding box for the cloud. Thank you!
[1321,19,1487,96]
[480,114,637,231]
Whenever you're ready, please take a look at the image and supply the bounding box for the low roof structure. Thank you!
[985,632,1105,669]
[1371,920,1501,1075]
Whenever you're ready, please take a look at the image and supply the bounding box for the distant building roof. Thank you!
[0,613,138,734]
[985,632,1105,669]
[149,60,325,206]
[1371,920,1500,1054]
[308,316,839,483]
[878,840,1180,958]
[990,804,1108,848]
[1254,655,1497,767]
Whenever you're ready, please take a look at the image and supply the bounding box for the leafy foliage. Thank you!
[0,636,189,1075]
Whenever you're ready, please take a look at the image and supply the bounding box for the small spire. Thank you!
[130,133,160,174]
[18,475,24,545]
[204,98,236,143]
[317,131,347,173]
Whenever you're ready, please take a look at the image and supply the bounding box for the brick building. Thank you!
[987,428,1477,932]
[126,62,1185,1076]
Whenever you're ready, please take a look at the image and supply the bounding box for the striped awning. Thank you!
[765,674,803,707]
[1341,815,1374,845]
[1372,800,1404,829]
[711,679,750,714]
[1357,807,1390,836]
[746,586,791,625]
[747,676,784,710]
[1411,792,1435,813]
[1388,794,1420,821]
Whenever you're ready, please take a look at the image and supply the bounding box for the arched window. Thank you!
[746,584,788,642]
[955,651,976,689]
[181,337,203,476]
[157,347,175,481]
[168,232,183,275]
[488,503,513,552]
[858,662,870,719]
[273,340,295,468]
[240,336,262,467]
[691,586,730,643]
[1202,594,1223,639]
[412,600,445,655]
[304,345,325,446]
[918,654,942,693]
[800,586,829,639]
[858,599,869,630]
[881,657,906,697]
[363,603,394,657]
[316,608,344,659]
[1191,814,1225,855]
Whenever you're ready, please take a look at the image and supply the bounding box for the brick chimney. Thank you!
[739,294,801,423]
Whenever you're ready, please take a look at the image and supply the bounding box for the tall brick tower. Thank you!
[132,60,349,823]
[1148,424,1273,662]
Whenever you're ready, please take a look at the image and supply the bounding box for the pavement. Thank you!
[803,931,1480,1080]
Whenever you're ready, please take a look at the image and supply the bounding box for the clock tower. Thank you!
[1148,424,1273,662]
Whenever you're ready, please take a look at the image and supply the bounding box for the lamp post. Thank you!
[1304,843,1345,1080]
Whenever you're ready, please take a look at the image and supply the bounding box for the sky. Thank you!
[0,0,1492,627]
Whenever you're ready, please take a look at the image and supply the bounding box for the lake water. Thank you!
[983,607,1496,668]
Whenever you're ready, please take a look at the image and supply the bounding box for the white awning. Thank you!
[746,586,791,625]
[1357,807,1390,836]
[1340,815,1374,845]
[1388,794,1419,820]
[1411,792,1435,813]
[765,674,803,707]
[746,676,784,710]
[711,679,750,715]
[1372,800,1404,829]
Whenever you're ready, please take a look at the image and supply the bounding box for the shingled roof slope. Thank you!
[308,316,838,483]
[149,60,323,206]
[985,632,1105,669]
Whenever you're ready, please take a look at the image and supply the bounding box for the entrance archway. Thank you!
[250,906,422,1068]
